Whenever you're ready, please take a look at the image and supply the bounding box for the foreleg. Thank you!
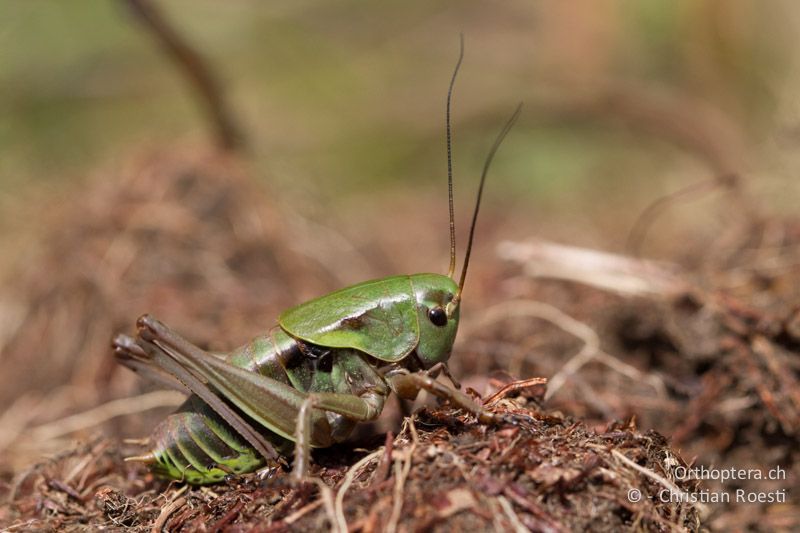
[388,372,521,425]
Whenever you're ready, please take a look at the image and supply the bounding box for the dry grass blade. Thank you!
[283,499,324,525]
[497,239,689,297]
[29,390,185,442]
[307,478,344,533]
[0,394,43,455]
[386,417,419,533]
[334,448,384,530]
[497,495,528,533]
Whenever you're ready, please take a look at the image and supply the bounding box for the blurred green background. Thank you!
[2,0,799,271]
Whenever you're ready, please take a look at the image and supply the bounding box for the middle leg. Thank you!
[292,390,385,482]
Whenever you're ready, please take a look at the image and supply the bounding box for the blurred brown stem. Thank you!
[625,173,741,256]
[124,0,245,151]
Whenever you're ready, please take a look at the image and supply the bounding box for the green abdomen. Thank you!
[147,329,294,483]
[149,396,272,484]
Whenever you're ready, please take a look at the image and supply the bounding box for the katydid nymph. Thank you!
[113,44,523,485]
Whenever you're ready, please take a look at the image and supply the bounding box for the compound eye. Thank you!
[428,306,448,327]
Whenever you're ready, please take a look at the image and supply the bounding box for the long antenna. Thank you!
[446,35,464,278]
[454,103,523,304]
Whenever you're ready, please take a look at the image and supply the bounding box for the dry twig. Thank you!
[123,0,245,150]
[151,493,187,533]
[483,377,548,405]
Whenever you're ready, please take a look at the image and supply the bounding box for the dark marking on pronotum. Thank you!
[341,316,366,330]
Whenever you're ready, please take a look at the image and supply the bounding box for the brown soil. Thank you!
[3,399,702,532]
